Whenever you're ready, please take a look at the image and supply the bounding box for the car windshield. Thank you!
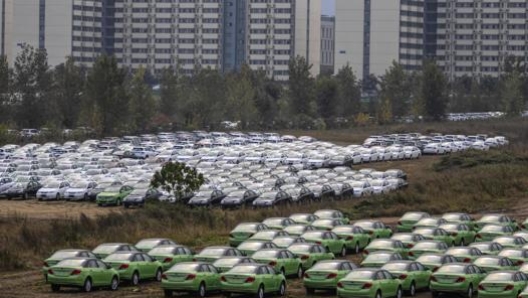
[474,258,500,266]
[170,263,200,272]
[401,213,425,221]
[228,191,246,197]
[228,265,259,274]
[97,182,113,189]
[198,248,227,256]
[252,250,279,259]
[45,182,62,188]
[311,262,341,270]
[130,188,148,195]
[50,251,80,259]
[260,192,277,200]
[233,224,258,232]
[93,244,120,253]
[382,263,409,271]
[436,265,466,273]
[56,259,86,267]
[346,271,375,279]
[288,244,311,254]
[416,255,441,263]
[70,182,89,188]
[104,186,122,192]
[370,180,385,187]
[104,253,133,261]
[213,258,243,267]
[485,272,514,281]
[149,247,177,254]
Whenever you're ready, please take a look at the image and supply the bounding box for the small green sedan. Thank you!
[415,253,458,272]
[212,256,257,273]
[303,260,358,294]
[92,243,138,259]
[311,218,347,231]
[284,224,317,236]
[42,249,98,280]
[360,251,404,268]
[161,262,221,297]
[228,222,269,247]
[287,243,335,270]
[413,227,456,246]
[193,246,244,263]
[412,217,448,230]
[135,238,177,252]
[475,214,518,231]
[363,239,409,259]
[314,209,349,224]
[408,240,449,260]
[477,224,515,242]
[519,285,528,298]
[430,263,487,298]
[290,213,319,225]
[252,248,303,278]
[397,211,430,232]
[333,225,372,254]
[103,251,163,285]
[470,242,504,255]
[381,260,432,296]
[148,245,194,271]
[477,271,528,298]
[47,257,119,292]
[498,249,528,266]
[249,230,290,242]
[237,240,278,256]
[445,246,483,263]
[262,217,296,230]
[439,223,477,246]
[337,268,403,298]
[272,236,306,248]
[473,256,517,273]
[354,220,393,239]
[442,212,477,230]
[220,263,286,297]
[390,233,426,249]
[301,231,348,257]
[492,236,527,249]
[96,185,134,206]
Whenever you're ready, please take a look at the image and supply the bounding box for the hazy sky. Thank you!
[322,0,336,16]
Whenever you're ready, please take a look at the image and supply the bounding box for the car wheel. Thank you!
[155,268,162,282]
[466,284,473,298]
[396,286,403,298]
[375,290,382,298]
[256,284,265,298]
[110,276,119,291]
[305,287,315,295]
[83,278,92,292]
[56,193,60,200]
[51,284,60,292]
[164,289,173,297]
[297,266,303,279]
[131,271,140,286]
[279,281,286,296]
[409,281,416,296]
[341,246,347,257]
[198,282,206,298]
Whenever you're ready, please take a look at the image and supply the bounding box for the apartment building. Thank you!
[320,15,334,74]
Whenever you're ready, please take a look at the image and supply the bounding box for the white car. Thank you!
[423,143,445,155]
[36,180,71,200]
[350,181,373,197]
[403,146,421,159]
[370,179,392,195]
[63,181,98,201]
[471,141,490,151]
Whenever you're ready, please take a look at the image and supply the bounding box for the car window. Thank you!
[416,263,425,271]
[96,260,108,268]
[257,266,266,275]
[208,265,218,273]
[466,266,475,274]
[134,254,144,262]
[142,254,153,262]
[267,266,276,275]
[86,260,98,268]
[375,271,385,280]
[383,271,393,280]
[199,265,209,273]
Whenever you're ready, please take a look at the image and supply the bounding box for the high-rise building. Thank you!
[1,0,321,80]
[320,15,334,74]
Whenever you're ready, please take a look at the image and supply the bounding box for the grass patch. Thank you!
[433,149,528,171]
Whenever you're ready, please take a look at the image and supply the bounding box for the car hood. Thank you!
[98,191,120,196]
[65,188,87,193]
[38,188,59,192]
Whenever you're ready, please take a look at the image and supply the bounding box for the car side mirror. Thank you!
[106,264,112,270]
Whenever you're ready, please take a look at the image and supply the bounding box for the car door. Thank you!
[83,260,100,286]
[142,253,158,278]
[327,232,340,253]
[96,259,114,284]
[207,264,220,290]
[259,266,273,291]
[383,270,400,295]
[412,262,427,289]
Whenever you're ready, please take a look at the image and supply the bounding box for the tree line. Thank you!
[0,45,525,137]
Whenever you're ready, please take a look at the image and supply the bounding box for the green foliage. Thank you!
[51,57,85,128]
[150,161,205,199]
[433,149,528,172]
[128,67,156,133]
[501,70,525,117]
[224,66,257,128]
[420,60,447,121]
[335,64,361,117]
[315,75,339,121]
[288,56,316,117]
[159,67,180,119]
[377,61,411,123]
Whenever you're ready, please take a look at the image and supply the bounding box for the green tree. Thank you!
[379,61,410,118]
[150,162,205,201]
[84,55,128,135]
[159,67,180,119]
[315,75,339,121]
[421,60,447,121]
[225,66,257,129]
[250,69,281,129]
[51,57,85,128]
[288,55,316,118]
[0,56,11,122]
[501,70,524,116]
[128,67,156,133]
[335,64,361,117]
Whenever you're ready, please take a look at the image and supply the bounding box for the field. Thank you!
[1,118,527,297]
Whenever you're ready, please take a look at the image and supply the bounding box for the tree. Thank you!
[150,162,205,201]
[315,75,339,122]
[379,61,410,118]
[128,67,156,133]
[250,68,280,128]
[224,66,257,129]
[0,55,11,122]
[159,67,180,119]
[501,70,524,117]
[421,60,447,121]
[51,57,85,128]
[288,56,316,118]
[335,64,361,117]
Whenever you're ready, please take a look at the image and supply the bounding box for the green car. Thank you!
[514,231,528,241]
[283,224,317,236]
[442,212,477,230]
[103,251,163,285]
[519,286,528,298]
[262,217,296,230]
[252,248,303,278]
[290,213,319,225]
[470,242,504,255]
[381,260,432,296]
[228,222,269,247]
[333,225,372,254]
[287,243,335,270]
[314,209,350,224]
[478,271,528,298]
[301,230,348,257]
[520,264,528,274]
[212,256,257,273]
[249,230,289,242]
[237,240,278,256]
[272,236,306,248]
[475,214,518,231]
[303,260,358,294]
[92,243,138,259]
[42,249,98,280]
[430,263,487,298]
[360,251,404,268]
[96,184,134,206]
[477,224,515,242]
[161,262,221,297]
[473,256,518,273]
[492,236,527,249]
[135,238,177,252]
[498,249,528,266]
[354,220,393,239]
[408,240,449,260]
[412,217,448,230]
[439,223,477,246]
[363,239,409,259]
[47,257,119,292]
[397,211,430,232]
[390,233,426,250]
[415,253,458,272]
[220,263,286,297]
[311,218,347,231]
[445,247,483,263]
[148,245,194,271]
[413,227,455,246]
[193,246,244,263]
[337,268,403,298]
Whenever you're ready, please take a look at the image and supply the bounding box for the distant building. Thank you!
[320,15,335,75]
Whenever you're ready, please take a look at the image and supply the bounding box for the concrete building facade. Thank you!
[320,15,334,74]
